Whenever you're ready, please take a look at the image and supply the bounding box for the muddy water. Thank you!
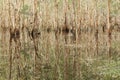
[0,30,120,54]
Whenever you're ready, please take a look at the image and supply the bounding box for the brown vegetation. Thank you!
[0,0,120,80]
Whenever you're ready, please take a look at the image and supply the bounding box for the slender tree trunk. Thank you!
[75,0,81,79]
[8,0,12,79]
[72,0,79,79]
[94,0,99,56]
[33,0,39,79]
[9,38,12,80]
[107,0,112,57]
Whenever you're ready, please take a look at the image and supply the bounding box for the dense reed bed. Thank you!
[0,0,120,80]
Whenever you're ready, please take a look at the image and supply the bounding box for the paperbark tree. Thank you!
[107,0,112,57]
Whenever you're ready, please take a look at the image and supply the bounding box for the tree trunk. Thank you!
[107,0,112,57]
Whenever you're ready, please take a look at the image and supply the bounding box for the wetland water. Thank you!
[0,29,120,80]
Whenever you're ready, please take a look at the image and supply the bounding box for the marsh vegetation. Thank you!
[0,0,120,80]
